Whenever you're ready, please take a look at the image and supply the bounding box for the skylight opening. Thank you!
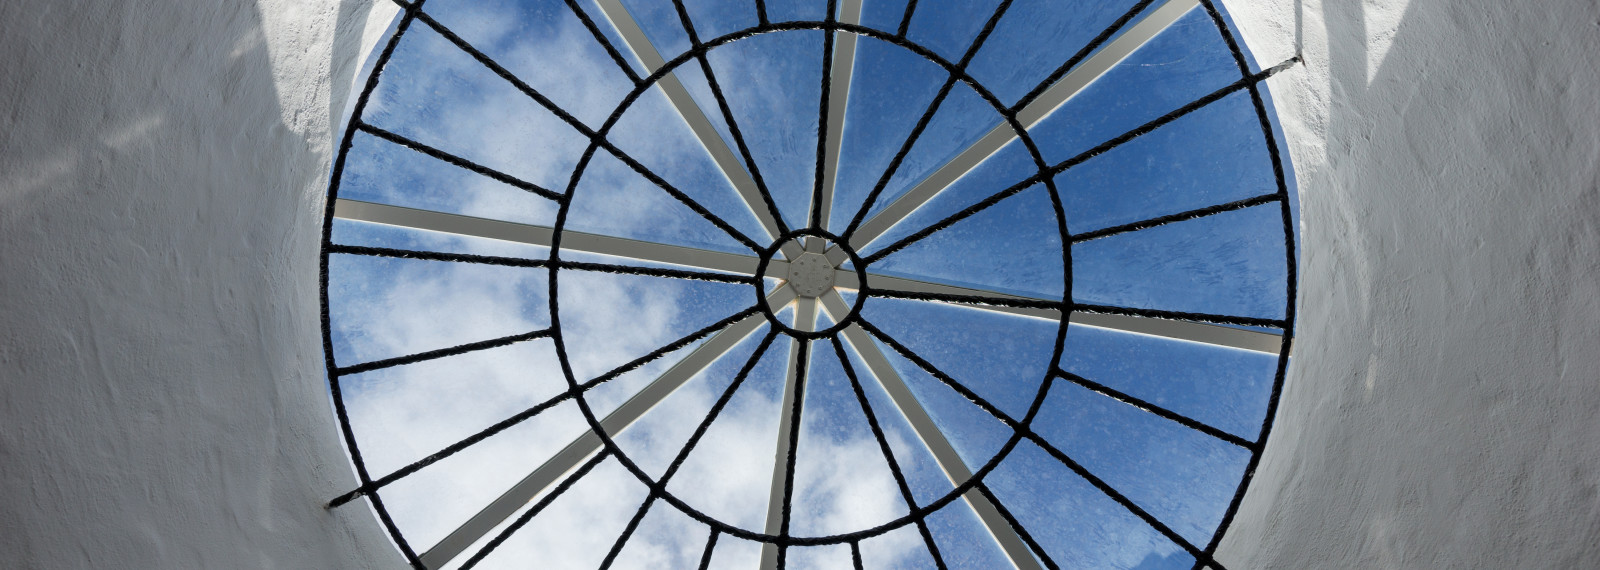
[319,0,1299,568]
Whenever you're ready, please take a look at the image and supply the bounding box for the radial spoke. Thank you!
[417,290,791,568]
[810,0,862,232]
[836,270,1284,353]
[759,298,817,570]
[333,199,776,276]
[332,328,553,377]
[818,291,1042,570]
[1052,368,1253,448]
[1073,303,1286,330]
[868,287,1064,312]
[838,0,1199,255]
[591,0,796,254]
[1070,193,1280,244]
[558,260,757,286]
[356,122,563,201]
[560,0,643,85]
[697,529,719,570]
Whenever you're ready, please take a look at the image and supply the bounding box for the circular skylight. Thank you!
[319,0,1298,568]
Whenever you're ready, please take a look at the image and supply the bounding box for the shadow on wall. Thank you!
[1223,0,1600,567]
[0,0,399,567]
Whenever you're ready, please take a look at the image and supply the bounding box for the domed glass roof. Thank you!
[319,0,1299,568]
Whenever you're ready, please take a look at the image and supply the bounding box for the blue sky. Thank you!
[323,0,1296,568]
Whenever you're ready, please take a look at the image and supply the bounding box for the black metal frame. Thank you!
[318,0,1299,568]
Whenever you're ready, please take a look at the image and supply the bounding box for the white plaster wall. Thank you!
[1218,0,1600,566]
[0,0,401,567]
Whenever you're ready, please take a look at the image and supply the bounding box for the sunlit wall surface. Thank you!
[319,0,1298,568]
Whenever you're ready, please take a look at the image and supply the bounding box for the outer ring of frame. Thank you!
[547,22,1070,546]
[753,228,869,340]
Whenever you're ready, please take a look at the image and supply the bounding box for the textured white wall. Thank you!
[0,0,401,567]
[1218,0,1600,566]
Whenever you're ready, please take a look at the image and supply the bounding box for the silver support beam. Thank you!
[812,0,863,233]
[839,0,1201,256]
[759,297,819,570]
[335,198,1279,353]
[333,198,778,276]
[833,270,1283,354]
[418,287,797,569]
[335,198,1278,353]
[818,292,1042,570]
[592,0,799,259]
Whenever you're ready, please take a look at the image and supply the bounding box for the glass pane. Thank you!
[565,150,756,255]
[791,343,912,536]
[865,183,1065,299]
[1072,203,1289,320]
[1055,91,1277,235]
[1032,379,1252,545]
[1060,323,1277,439]
[1029,7,1242,165]
[338,131,559,228]
[467,458,651,569]
[967,0,1149,106]
[663,343,790,532]
[366,24,591,194]
[705,29,825,229]
[829,36,952,232]
[903,0,1005,64]
[375,398,591,551]
[985,440,1197,569]
[342,338,568,475]
[555,269,753,382]
[423,0,636,128]
[327,252,549,366]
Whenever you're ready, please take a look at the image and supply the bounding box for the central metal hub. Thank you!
[787,252,835,298]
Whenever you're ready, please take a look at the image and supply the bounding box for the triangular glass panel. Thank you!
[604,74,771,244]
[829,36,950,233]
[705,29,825,230]
[790,342,913,536]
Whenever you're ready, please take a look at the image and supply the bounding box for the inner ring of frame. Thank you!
[547,23,1072,545]
[754,228,869,340]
